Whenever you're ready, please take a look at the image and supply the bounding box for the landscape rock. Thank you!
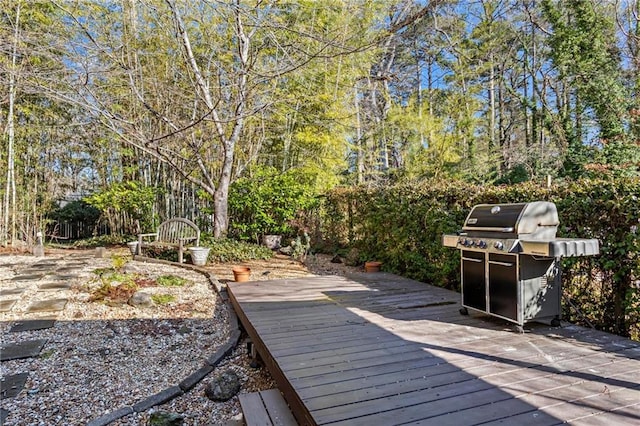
[279,246,293,255]
[128,291,153,308]
[122,263,142,274]
[330,254,343,264]
[147,411,184,426]
[204,369,240,401]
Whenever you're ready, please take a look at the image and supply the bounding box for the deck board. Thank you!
[228,272,640,426]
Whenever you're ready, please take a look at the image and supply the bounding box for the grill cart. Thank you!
[443,202,599,330]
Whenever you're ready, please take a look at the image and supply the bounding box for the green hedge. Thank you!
[318,178,640,340]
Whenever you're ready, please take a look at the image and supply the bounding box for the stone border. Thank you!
[86,255,242,426]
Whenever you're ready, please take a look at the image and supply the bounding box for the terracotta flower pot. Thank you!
[232,266,251,282]
[365,261,382,273]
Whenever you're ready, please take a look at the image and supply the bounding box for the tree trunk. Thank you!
[4,2,21,246]
[488,60,495,151]
[213,185,229,238]
[354,84,364,184]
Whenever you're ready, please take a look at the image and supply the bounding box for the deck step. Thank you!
[238,389,298,426]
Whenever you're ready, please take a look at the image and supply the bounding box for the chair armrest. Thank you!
[138,233,158,250]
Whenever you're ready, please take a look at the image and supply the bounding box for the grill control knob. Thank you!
[478,240,487,249]
[494,241,504,250]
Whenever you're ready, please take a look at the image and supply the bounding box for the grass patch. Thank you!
[152,294,175,305]
[111,255,128,270]
[157,275,190,287]
[93,267,116,276]
[103,272,133,284]
[40,349,55,359]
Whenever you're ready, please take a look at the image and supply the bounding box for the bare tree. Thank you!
[49,0,374,237]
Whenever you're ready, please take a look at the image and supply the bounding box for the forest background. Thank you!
[1,1,639,339]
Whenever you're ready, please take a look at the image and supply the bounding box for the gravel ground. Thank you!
[0,248,358,425]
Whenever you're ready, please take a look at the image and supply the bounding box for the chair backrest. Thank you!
[157,218,200,246]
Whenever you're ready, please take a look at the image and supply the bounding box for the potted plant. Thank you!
[232,266,251,282]
[189,246,210,266]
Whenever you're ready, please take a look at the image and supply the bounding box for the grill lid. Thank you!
[462,201,559,239]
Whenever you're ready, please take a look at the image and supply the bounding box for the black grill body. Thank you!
[443,202,599,328]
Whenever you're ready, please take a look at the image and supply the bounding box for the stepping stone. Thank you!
[9,318,56,333]
[11,274,43,281]
[0,339,47,361]
[26,298,67,313]
[0,299,18,312]
[1,372,29,398]
[0,287,25,296]
[39,282,72,290]
[29,264,58,272]
[32,262,58,268]
[47,274,78,281]
[34,260,58,266]
[67,255,92,260]
[56,266,81,273]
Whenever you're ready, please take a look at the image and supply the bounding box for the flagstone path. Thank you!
[0,252,95,421]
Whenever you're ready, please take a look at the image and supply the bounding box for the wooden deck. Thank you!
[227,272,640,426]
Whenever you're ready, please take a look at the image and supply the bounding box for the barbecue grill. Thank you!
[442,201,599,329]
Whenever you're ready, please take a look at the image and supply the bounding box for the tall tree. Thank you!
[617,0,640,175]
[1,1,73,244]
[353,0,446,184]
[2,0,20,245]
[542,0,631,176]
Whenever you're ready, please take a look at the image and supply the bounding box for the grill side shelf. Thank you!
[519,238,600,257]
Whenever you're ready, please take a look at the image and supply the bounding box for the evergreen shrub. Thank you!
[201,236,274,263]
[228,166,319,242]
[318,178,639,340]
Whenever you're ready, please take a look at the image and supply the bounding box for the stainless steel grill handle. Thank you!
[462,226,515,233]
[462,257,483,263]
[489,261,515,267]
